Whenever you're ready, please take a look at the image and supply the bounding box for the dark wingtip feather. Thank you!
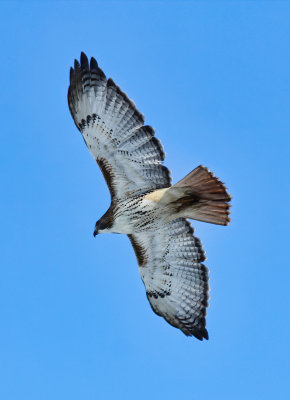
[190,327,209,341]
[80,52,89,69]
[202,328,209,340]
[74,59,80,70]
[90,56,98,70]
[70,67,74,81]
[107,78,116,87]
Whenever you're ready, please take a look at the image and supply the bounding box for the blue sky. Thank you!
[1,1,289,399]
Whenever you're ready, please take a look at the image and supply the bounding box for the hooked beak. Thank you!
[93,228,98,237]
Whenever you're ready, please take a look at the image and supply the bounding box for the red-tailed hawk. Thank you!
[68,52,231,340]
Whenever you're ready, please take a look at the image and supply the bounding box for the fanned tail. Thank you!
[170,165,231,225]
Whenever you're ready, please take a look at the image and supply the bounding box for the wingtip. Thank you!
[80,51,89,69]
[203,328,209,340]
[107,77,116,87]
[74,52,99,72]
[192,328,209,341]
[182,323,209,340]
[74,59,80,70]
[90,56,98,70]
[70,66,74,81]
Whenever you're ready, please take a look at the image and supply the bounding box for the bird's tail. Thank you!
[165,166,231,225]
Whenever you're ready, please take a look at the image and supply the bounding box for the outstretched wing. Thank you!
[128,218,209,340]
[68,52,171,199]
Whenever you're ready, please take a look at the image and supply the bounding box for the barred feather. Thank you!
[129,218,209,340]
[68,52,171,198]
[172,165,231,225]
[68,52,231,340]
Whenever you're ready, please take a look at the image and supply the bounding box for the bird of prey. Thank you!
[68,52,231,340]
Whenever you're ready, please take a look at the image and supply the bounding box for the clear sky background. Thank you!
[1,1,289,399]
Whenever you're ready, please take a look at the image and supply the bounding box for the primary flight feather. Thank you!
[68,52,231,340]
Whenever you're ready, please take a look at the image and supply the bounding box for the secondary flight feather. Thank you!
[68,52,231,340]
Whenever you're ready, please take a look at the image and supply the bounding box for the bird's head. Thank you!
[93,219,110,236]
[93,209,114,236]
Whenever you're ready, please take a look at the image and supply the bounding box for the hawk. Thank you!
[68,52,231,340]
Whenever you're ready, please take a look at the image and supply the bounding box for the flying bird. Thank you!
[68,52,231,340]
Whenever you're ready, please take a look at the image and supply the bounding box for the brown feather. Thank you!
[97,158,116,198]
[128,235,148,266]
[170,166,231,225]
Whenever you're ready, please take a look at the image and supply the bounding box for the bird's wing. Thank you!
[68,53,171,199]
[128,218,209,340]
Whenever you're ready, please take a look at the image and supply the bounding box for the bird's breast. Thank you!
[112,194,165,234]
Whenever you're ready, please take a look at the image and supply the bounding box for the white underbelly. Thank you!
[112,197,168,234]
